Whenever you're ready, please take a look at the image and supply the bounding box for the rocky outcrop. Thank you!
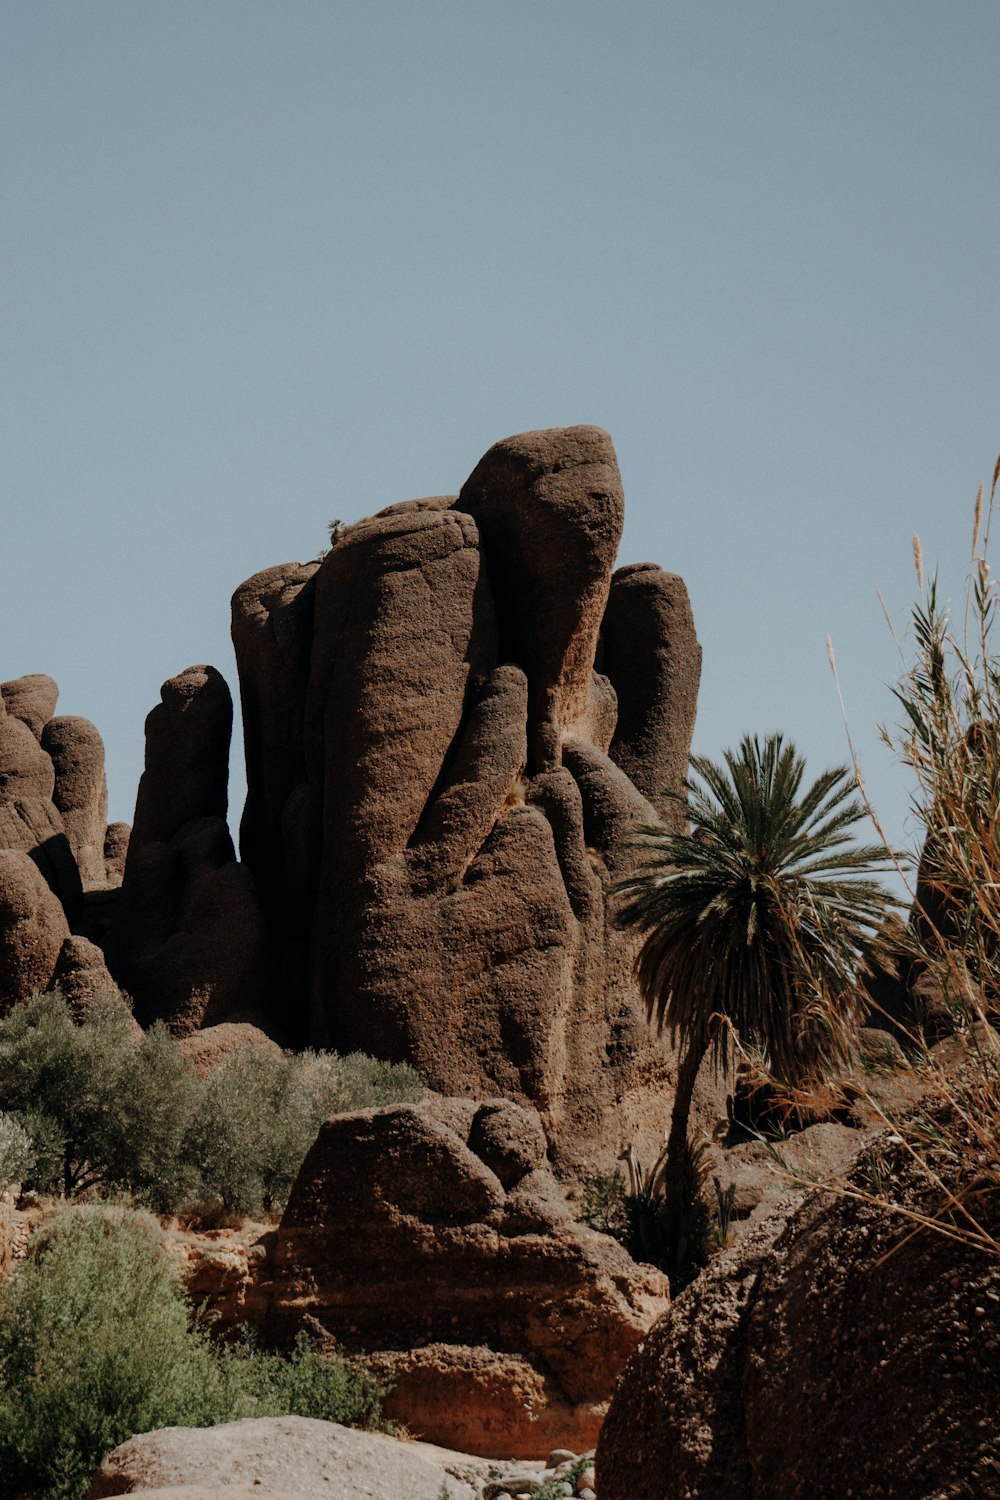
[602,563,702,824]
[50,934,119,1017]
[232,425,702,1166]
[109,667,272,1034]
[0,674,58,741]
[598,1144,1000,1499]
[0,684,81,920]
[86,1416,477,1500]
[177,1021,284,1078]
[42,715,110,889]
[267,1100,669,1457]
[0,849,70,1010]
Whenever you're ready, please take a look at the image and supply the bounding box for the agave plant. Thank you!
[614,732,896,1211]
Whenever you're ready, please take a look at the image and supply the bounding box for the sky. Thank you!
[4,2,1000,892]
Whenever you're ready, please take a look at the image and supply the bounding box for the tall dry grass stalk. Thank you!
[775,458,1000,1258]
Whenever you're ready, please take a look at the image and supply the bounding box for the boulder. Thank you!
[0,673,58,740]
[598,1142,1000,1499]
[232,427,704,1168]
[50,934,124,1020]
[86,1416,476,1499]
[0,848,69,1010]
[42,715,110,888]
[268,1101,669,1456]
[177,1021,284,1078]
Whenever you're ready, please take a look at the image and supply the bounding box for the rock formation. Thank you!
[0,678,122,1009]
[598,1140,1000,1498]
[109,666,273,1034]
[232,425,702,1167]
[266,1099,669,1456]
[42,715,110,889]
[0,850,71,1010]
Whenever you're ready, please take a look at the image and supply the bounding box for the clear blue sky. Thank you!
[4,2,1000,889]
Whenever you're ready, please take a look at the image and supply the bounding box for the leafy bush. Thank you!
[0,989,423,1216]
[0,1112,33,1195]
[0,1210,389,1500]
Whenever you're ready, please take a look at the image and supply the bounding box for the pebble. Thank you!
[479,1448,597,1500]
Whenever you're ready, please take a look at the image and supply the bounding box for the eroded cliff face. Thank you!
[232,425,702,1168]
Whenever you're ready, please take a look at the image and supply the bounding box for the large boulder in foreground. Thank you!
[233,425,703,1168]
[268,1100,669,1457]
[598,1143,1000,1499]
[86,1415,476,1499]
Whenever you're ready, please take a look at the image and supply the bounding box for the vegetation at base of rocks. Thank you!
[0,1209,390,1500]
[0,988,423,1216]
[613,733,896,1288]
[578,1145,735,1291]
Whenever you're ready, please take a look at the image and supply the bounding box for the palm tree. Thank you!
[614,732,896,1211]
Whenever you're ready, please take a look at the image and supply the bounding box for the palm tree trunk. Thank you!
[664,1034,709,1209]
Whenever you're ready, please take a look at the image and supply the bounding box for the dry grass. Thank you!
[775,456,1000,1260]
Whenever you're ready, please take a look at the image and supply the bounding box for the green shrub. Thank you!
[0,1112,33,1195]
[0,1210,231,1498]
[0,989,424,1217]
[0,1210,389,1500]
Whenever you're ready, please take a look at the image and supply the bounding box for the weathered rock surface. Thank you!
[598,1143,1000,1499]
[110,669,272,1033]
[177,1021,284,1078]
[232,426,703,1167]
[86,1416,476,1499]
[0,688,82,920]
[50,934,121,1017]
[268,1100,669,1456]
[0,848,70,1010]
[0,673,58,740]
[602,563,701,824]
[42,715,110,888]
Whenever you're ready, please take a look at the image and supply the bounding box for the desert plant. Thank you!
[797,465,1000,1257]
[614,734,896,1224]
[0,1112,33,1196]
[0,1209,389,1500]
[0,989,424,1217]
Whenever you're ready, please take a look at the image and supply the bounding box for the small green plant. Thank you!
[579,1143,735,1292]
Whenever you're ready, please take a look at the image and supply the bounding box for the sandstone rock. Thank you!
[110,668,273,1034]
[42,715,110,888]
[128,666,232,854]
[103,823,130,886]
[598,1144,1000,1499]
[0,693,81,919]
[177,1021,284,1078]
[602,563,701,824]
[459,425,624,771]
[0,673,58,739]
[231,427,704,1169]
[112,816,273,1034]
[0,848,69,1010]
[467,1098,548,1187]
[86,1416,476,1499]
[269,1101,669,1456]
[50,934,124,1019]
